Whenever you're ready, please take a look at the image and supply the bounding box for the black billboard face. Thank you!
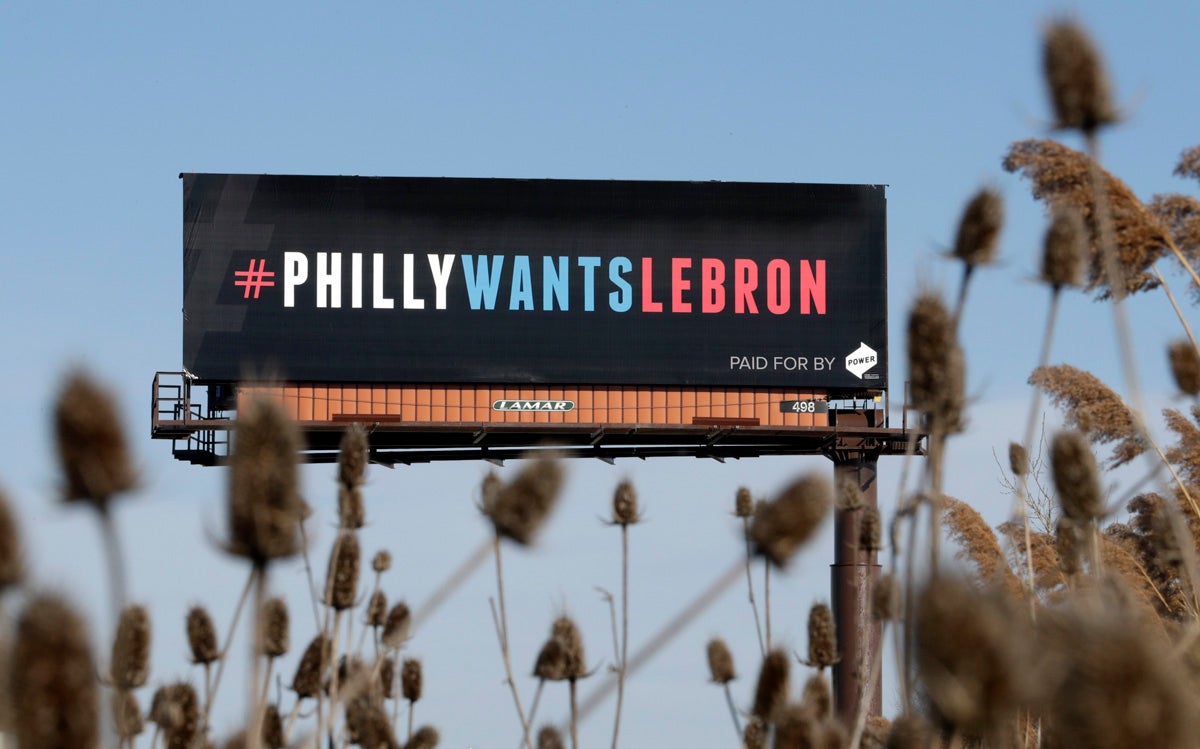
[183,175,887,389]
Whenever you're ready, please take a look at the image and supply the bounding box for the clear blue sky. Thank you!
[3,2,1198,746]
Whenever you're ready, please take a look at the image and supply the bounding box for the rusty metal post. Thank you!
[831,455,882,726]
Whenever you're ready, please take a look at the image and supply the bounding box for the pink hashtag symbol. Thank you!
[233,258,275,299]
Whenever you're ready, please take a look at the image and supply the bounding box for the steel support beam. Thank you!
[831,454,882,727]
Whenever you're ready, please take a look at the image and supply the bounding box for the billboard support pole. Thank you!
[831,452,883,727]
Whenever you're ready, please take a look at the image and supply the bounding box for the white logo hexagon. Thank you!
[845,342,878,379]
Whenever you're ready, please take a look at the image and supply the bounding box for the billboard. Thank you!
[183,174,887,389]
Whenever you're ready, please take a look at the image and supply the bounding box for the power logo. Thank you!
[845,342,878,379]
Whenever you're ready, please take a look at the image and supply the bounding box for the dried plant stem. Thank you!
[98,507,128,624]
[763,562,772,651]
[1086,133,1145,409]
[408,698,416,743]
[325,610,344,747]
[284,697,304,744]
[248,563,268,749]
[1154,268,1200,356]
[570,679,581,749]
[202,661,213,717]
[356,573,385,655]
[299,516,321,631]
[610,524,630,749]
[740,517,766,656]
[251,658,276,747]
[1011,289,1065,608]
[316,530,348,744]
[390,659,402,729]
[526,679,546,745]
[414,536,492,631]
[203,565,259,729]
[490,535,534,749]
[722,683,742,738]
[848,621,889,749]
[952,263,975,330]
[901,501,919,711]
[1165,236,1200,290]
[575,558,743,724]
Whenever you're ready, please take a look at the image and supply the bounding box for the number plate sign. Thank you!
[779,399,829,415]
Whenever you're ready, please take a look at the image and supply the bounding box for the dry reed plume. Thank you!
[1003,138,1171,297]
[1029,364,1146,468]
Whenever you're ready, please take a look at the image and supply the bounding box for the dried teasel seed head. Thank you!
[112,689,144,741]
[150,682,199,749]
[261,704,284,749]
[402,657,423,702]
[706,638,736,684]
[885,713,931,749]
[1041,206,1087,289]
[337,487,365,532]
[479,471,502,515]
[533,636,568,682]
[537,725,565,749]
[484,458,565,545]
[337,423,369,491]
[735,487,754,518]
[186,606,219,665]
[227,396,304,563]
[1039,599,1198,747]
[862,716,891,749]
[372,549,392,574]
[836,473,863,511]
[1169,340,1200,396]
[380,656,397,700]
[801,673,832,720]
[860,506,883,553]
[54,369,137,508]
[906,292,965,433]
[774,703,820,748]
[742,718,766,749]
[10,593,99,749]
[749,473,832,567]
[1009,442,1029,477]
[406,726,440,749]
[611,480,639,525]
[259,597,289,658]
[915,578,1036,735]
[0,488,25,591]
[807,602,838,670]
[325,531,361,611]
[1042,19,1117,134]
[1055,517,1082,577]
[873,574,902,622]
[382,601,412,650]
[292,635,331,698]
[1051,430,1104,522]
[366,590,388,628]
[345,695,398,749]
[333,656,370,700]
[553,616,586,680]
[751,649,790,722]
[952,187,1004,268]
[111,604,152,690]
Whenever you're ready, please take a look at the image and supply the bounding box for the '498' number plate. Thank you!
[778,399,829,415]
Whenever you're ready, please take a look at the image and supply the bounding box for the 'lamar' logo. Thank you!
[845,342,878,379]
[492,400,576,412]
